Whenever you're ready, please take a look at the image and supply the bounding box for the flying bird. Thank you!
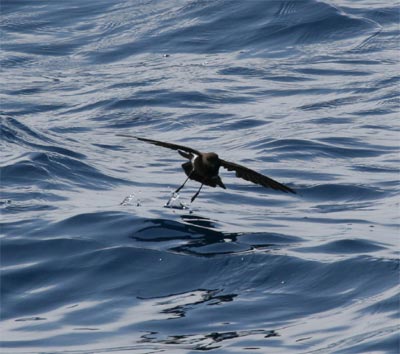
[117,134,295,203]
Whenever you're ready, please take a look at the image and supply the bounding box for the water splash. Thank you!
[164,191,190,210]
[120,192,141,207]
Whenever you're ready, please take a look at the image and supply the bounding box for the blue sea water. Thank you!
[1,0,399,353]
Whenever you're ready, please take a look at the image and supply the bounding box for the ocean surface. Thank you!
[1,0,399,353]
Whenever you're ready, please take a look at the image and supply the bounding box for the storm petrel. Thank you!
[117,134,295,203]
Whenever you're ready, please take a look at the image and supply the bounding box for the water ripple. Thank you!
[1,0,399,353]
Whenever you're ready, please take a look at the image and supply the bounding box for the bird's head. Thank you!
[203,152,221,168]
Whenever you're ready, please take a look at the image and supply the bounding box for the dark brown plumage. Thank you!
[117,134,295,202]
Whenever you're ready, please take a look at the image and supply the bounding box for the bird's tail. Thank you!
[181,161,193,177]
[215,176,226,189]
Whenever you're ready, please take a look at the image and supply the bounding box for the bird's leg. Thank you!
[165,172,193,207]
[191,183,204,203]
[174,173,192,194]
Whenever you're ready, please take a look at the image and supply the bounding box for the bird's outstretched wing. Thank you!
[116,134,201,156]
[220,159,295,194]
